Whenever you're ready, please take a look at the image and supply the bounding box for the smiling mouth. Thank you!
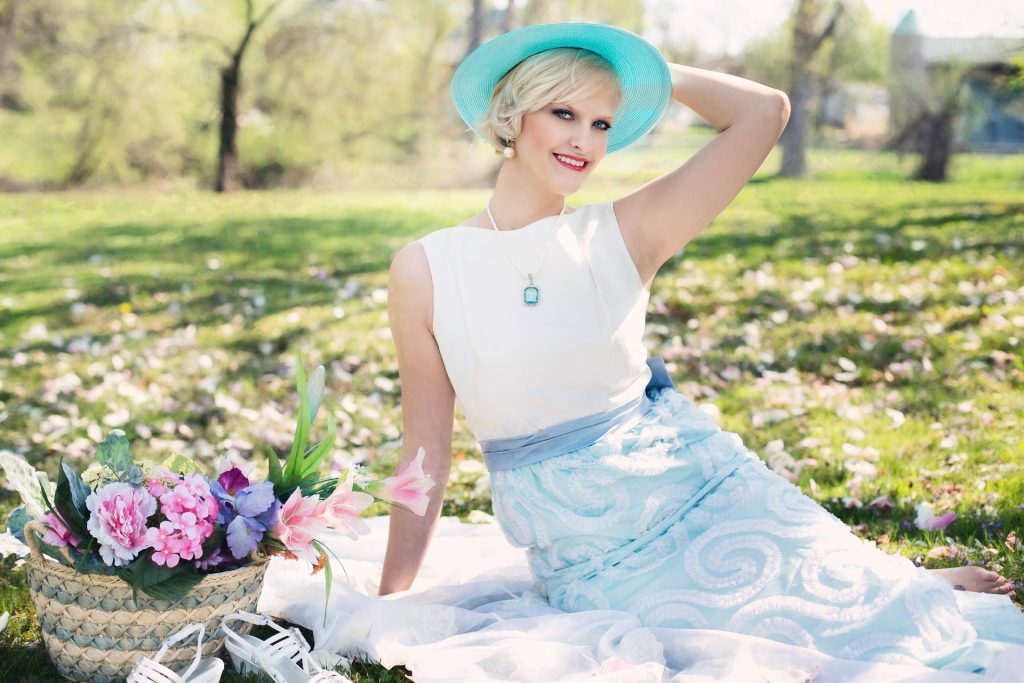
[553,153,588,171]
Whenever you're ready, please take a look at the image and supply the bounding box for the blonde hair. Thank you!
[478,47,622,153]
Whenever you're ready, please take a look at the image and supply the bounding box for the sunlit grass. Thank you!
[0,144,1022,680]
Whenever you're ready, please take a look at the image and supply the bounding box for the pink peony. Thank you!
[86,483,157,566]
[272,488,330,562]
[42,512,81,548]
[321,474,373,540]
[375,447,435,516]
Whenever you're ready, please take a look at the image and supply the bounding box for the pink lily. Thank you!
[322,473,373,540]
[272,488,330,562]
[373,447,435,516]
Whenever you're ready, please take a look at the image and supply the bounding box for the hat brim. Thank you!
[452,22,671,154]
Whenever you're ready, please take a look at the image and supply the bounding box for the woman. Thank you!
[379,22,1021,672]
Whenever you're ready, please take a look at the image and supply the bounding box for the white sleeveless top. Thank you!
[417,200,652,441]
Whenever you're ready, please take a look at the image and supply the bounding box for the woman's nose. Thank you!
[569,129,591,154]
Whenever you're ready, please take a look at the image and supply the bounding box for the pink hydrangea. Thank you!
[144,467,182,498]
[147,521,186,568]
[146,473,219,566]
[85,483,157,566]
[42,512,81,548]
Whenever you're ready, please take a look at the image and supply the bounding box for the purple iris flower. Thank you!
[211,468,281,559]
[212,467,250,525]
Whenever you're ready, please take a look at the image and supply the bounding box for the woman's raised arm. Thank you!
[378,242,456,596]
[614,63,791,287]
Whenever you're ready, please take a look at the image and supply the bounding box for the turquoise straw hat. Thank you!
[451,22,672,153]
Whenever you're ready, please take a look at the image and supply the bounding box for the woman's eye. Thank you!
[553,109,610,131]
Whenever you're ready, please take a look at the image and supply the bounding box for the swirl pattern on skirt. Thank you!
[489,388,1018,669]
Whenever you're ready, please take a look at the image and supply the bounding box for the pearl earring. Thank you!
[502,145,515,159]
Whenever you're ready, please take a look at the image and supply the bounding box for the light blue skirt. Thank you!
[489,387,1024,672]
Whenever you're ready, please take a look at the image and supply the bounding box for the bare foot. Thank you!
[931,566,1016,596]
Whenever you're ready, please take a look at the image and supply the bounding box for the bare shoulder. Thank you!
[389,241,434,331]
[390,240,431,283]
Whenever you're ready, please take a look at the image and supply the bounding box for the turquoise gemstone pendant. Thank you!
[523,274,540,306]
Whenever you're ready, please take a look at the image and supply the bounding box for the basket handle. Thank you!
[23,519,48,563]
[23,518,74,565]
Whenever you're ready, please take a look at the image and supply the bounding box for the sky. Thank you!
[646,0,1024,57]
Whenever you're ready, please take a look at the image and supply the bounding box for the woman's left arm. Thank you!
[614,63,791,286]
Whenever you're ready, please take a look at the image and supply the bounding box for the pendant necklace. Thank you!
[486,198,566,307]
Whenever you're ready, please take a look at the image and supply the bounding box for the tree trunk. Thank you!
[216,60,242,192]
[0,0,23,110]
[779,77,810,177]
[887,65,968,183]
[466,0,484,57]
[779,0,844,178]
[212,0,280,193]
[915,108,954,181]
[502,0,516,33]
[521,0,547,26]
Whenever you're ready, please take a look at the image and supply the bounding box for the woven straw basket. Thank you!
[24,520,269,682]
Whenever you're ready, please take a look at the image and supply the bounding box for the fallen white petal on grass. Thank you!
[885,408,906,427]
[914,502,957,531]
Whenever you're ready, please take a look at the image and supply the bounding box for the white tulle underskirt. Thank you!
[258,517,1024,683]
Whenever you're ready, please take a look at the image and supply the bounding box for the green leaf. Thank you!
[72,552,120,576]
[267,448,284,490]
[54,461,90,541]
[61,462,91,517]
[0,450,54,519]
[7,505,28,543]
[320,543,332,627]
[307,364,325,425]
[123,464,144,486]
[299,412,336,482]
[278,358,336,494]
[201,526,225,557]
[115,558,145,604]
[161,453,199,476]
[139,563,205,601]
[117,553,205,601]
[285,362,311,485]
[96,430,133,474]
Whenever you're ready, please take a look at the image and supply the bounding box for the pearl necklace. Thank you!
[486,198,566,307]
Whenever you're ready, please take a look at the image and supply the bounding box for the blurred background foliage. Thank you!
[0,0,933,190]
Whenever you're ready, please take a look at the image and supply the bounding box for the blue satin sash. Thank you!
[481,356,675,472]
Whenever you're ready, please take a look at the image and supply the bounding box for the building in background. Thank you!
[889,9,1024,153]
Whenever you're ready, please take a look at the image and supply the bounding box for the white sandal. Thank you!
[127,622,224,683]
[221,611,352,683]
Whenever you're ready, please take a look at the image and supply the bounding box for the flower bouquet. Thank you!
[2,362,434,682]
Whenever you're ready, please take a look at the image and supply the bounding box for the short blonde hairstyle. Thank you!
[478,47,622,153]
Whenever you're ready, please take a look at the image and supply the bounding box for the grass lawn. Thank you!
[0,141,1022,680]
